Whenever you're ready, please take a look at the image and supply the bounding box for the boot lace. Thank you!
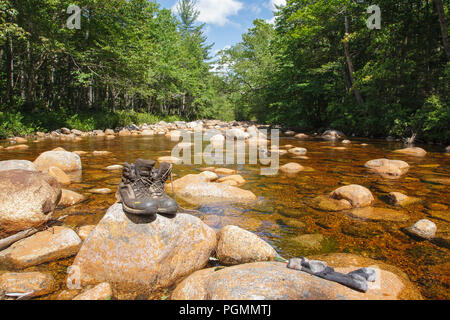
[149,166,172,196]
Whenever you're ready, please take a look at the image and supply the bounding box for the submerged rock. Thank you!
[364,159,409,179]
[347,207,409,222]
[406,219,437,240]
[280,162,304,173]
[311,195,353,212]
[216,225,277,265]
[288,147,307,156]
[0,226,82,269]
[387,192,419,207]
[393,147,427,157]
[71,203,217,299]
[0,170,61,238]
[329,185,374,208]
[172,253,422,300]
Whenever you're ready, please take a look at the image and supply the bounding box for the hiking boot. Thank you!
[117,159,158,215]
[148,162,178,215]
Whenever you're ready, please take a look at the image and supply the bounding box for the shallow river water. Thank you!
[0,134,449,299]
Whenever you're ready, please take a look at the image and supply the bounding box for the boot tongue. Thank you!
[135,159,155,178]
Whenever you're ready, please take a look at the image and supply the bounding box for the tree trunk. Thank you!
[344,16,364,106]
[434,0,450,60]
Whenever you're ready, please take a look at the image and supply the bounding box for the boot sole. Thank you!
[122,202,157,215]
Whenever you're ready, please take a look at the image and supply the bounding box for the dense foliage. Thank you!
[218,0,449,143]
[0,0,233,137]
[1,0,448,143]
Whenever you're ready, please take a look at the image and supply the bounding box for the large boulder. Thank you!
[329,185,374,208]
[364,159,410,179]
[168,174,256,205]
[0,160,38,172]
[172,254,422,300]
[34,150,82,172]
[71,203,217,299]
[0,170,61,238]
[216,225,277,265]
[0,226,82,269]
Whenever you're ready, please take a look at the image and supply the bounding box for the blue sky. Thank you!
[156,0,286,56]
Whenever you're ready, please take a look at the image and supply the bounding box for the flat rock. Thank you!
[157,156,182,164]
[393,147,427,157]
[105,164,123,171]
[347,207,410,222]
[217,175,246,186]
[387,192,419,207]
[0,226,82,269]
[71,203,217,299]
[0,272,56,298]
[88,188,113,194]
[216,225,277,265]
[0,170,61,238]
[364,159,409,179]
[280,162,304,173]
[311,195,352,212]
[214,168,236,175]
[172,254,422,300]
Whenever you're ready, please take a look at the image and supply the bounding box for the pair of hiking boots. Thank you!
[117,159,178,216]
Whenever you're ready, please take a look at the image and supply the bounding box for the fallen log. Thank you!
[0,215,67,251]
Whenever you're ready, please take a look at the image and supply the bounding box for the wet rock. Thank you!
[0,160,38,172]
[347,207,409,222]
[34,150,82,172]
[71,203,216,299]
[280,162,304,173]
[48,166,71,185]
[105,164,123,171]
[141,129,154,136]
[88,188,113,194]
[284,130,296,137]
[214,168,236,175]
[77,225,96,241]
[387,192,419,207]
[172,254,422,300]
[0,170,61,238]
[5,144,29,150]
[217,175,246,186]
[288,147,307,156]
[322,130,345,140]
[199,171,218,182]
[342,140,351,144]
[393,147,427,157]
[73,283,112,300]
[169,174,256,205]
[406,219,437,240]
[93,130,105,136]
[118,129,131,136]
[0,226,82,269]
[421,176,450,185]
[295,133,309,139]
[330,185,374,208]
[73,150,88,156]
[0,272,56,298]
[216,225,277,265]
[71,129,83,136]
[364,159,409,178]
[58,189,86,207]
[13,137,28,144]
[157,156,182,165]
[311,195,352,211]
[104,129,115,136]
[291,234,336,254]
[92,151,111,156]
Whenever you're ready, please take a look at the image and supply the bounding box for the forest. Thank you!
[0,0,449,143]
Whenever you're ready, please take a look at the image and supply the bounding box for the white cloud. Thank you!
[173,0,244,27]
[269,0,286,11]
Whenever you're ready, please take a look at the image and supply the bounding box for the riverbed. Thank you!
[0,134,449,299]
